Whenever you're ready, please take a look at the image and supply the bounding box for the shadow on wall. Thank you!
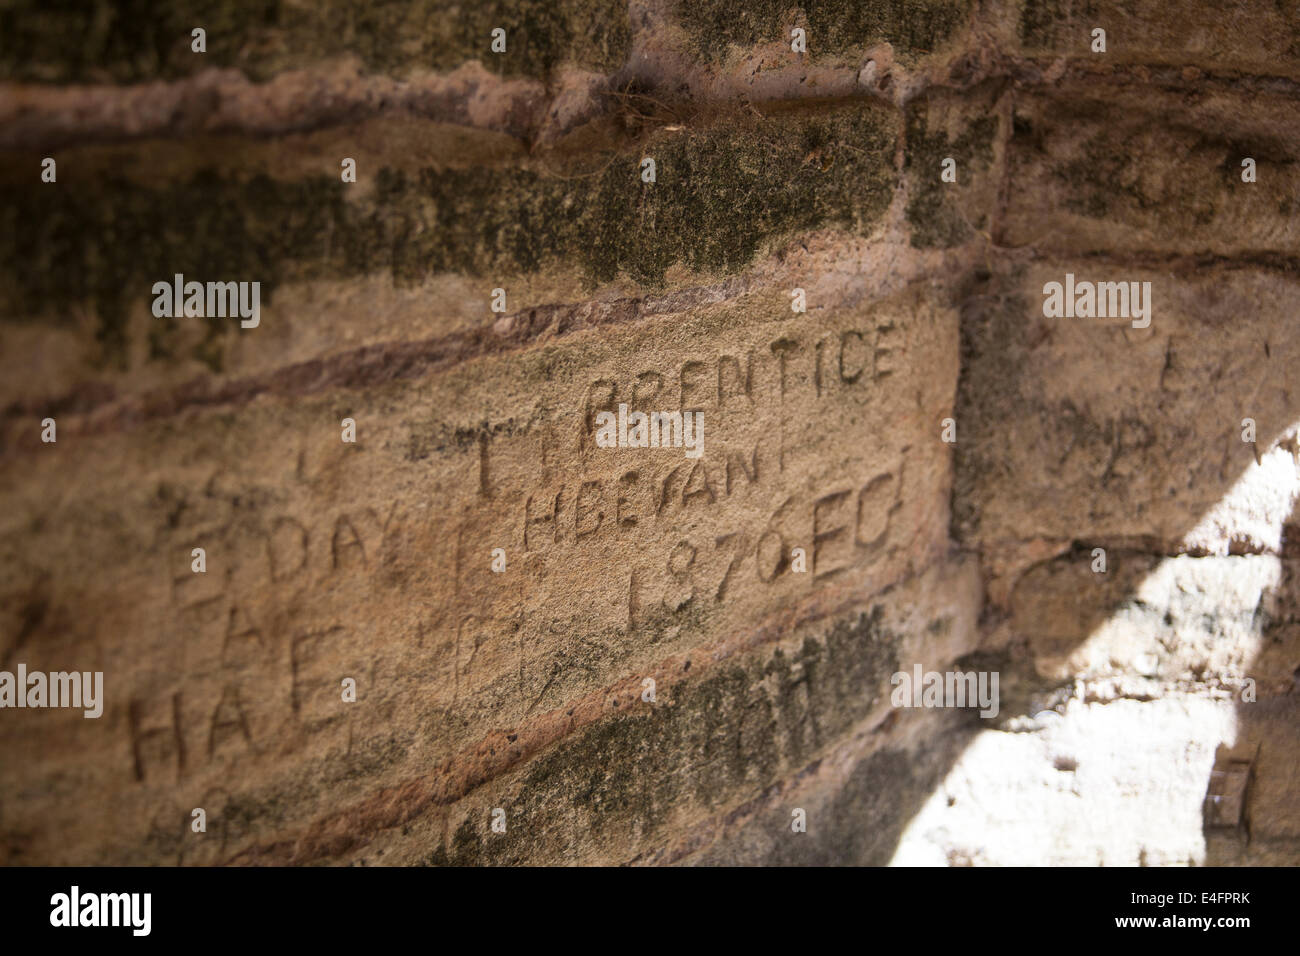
[881,275,1300,866]
[636,263,1300,867]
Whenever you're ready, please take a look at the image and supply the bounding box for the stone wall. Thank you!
[0,0,1296,865]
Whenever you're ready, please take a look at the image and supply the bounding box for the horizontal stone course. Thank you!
[3,0,1300,867]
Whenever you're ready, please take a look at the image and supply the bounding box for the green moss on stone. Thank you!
[688,745,940,864]
[675,0,970,63]
[0,0,631,83]
[950,273,1030,540]
[425,608,899,865]
[904,98,996,248]
[0,170,334,368]
[0,103,896,367]
[1017,0,1086,49]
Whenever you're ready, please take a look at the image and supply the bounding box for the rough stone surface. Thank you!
[1,0,1298,866]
